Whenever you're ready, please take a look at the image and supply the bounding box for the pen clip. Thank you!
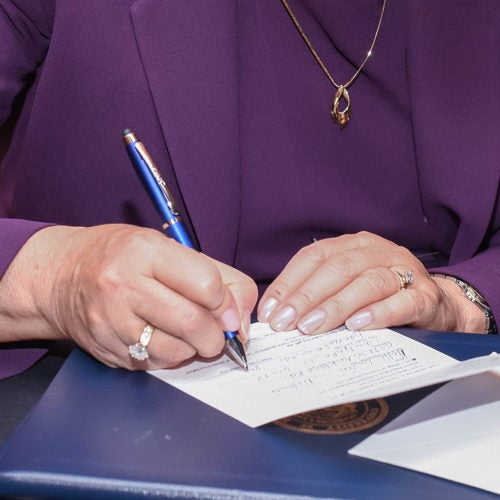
[135,142,180,216]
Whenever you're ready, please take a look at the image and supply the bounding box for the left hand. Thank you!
[257,231,483,334]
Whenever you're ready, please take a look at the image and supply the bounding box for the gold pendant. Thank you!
[331,86,351,128]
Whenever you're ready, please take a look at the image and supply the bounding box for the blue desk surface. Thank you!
[0,328,499,499]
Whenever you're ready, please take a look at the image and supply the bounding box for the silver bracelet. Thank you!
[430,273,498,335]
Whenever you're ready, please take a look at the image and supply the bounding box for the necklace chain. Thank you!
[280,0,387,128]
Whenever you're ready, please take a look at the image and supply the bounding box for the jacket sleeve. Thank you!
[432,195,500,332]
[432,211,500,332]
[0,0,55,124]
[406,1,500,330]
[0,0,56,278]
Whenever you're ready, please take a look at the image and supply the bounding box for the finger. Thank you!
[296,266,401,334]
[150,242,248,335]
[86,310,203,370]
[78,266,225,363]
[344,272,467,332]
[69,305,199,370]
[258,234,408,325]
[78,246,248,362]
[46,225,246,368]
[212,259,258,342]
[150,239,227,311]
[344,287,430,331]
[129,277,227,358]
[258,240,331,318]
[261,245,406,332]
[144,330,198,370]
[258,232,402,320]
[124,322,197,370]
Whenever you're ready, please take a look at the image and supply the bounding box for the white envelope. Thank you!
[349,371,500,495]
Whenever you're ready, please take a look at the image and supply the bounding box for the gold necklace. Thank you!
[280,0,387,128]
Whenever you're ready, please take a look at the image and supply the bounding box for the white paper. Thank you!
[349,371,500,495]
[150,323,500,427]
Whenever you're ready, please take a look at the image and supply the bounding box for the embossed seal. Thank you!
[274,399,389,434]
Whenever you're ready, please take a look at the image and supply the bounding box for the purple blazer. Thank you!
[0,0,499,376]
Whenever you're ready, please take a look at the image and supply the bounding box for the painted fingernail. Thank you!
[220,307,240,332]
[258,297,279,322]
[345,311,372,331]
[271,306,296,331]
[297,310,326,335]
[240,308,251,342]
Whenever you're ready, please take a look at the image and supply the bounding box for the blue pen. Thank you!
[123,129,248,370]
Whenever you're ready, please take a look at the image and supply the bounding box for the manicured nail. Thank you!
[258,297,279,322]
[297,310,326,335]
[271,306,296,331]
[220,307,240,332]
[345,311,372,331]
[240,308,251,342]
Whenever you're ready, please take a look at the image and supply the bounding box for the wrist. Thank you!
[430,273,498,335]
[0,225,83,341]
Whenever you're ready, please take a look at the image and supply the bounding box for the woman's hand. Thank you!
[257,231,485,335]
[0,224,257,369]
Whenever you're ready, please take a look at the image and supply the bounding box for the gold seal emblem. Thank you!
[274,399,389,434]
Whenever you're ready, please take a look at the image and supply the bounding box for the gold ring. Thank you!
[391,269,414,291]
[128,324,154,361]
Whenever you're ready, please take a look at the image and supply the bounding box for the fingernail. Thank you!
[345,311,372,331]
[258,297,279,322]
[220,307,240,332]
[240,308,251,342]
[271,306,296,331]
[297,310,326,335]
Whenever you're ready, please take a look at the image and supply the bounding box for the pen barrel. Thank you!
[124,131,246,370]
[126,142,197,249]
[164,221,198,250]
[126,145,170,218]
[223,330,238,340]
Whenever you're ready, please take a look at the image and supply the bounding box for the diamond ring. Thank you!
[391,269,414,291]
[128,324,154,361]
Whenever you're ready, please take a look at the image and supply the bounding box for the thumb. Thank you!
[212,259,258,342]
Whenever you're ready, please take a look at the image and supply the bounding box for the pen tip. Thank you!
[123,128,131,137]
[226,337,248,371]
[237,356,249,372]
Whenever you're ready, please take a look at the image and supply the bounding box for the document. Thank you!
[349,371,500,495]
[150,323,500,427]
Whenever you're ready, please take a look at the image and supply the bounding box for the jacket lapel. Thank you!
[129,0,241,264]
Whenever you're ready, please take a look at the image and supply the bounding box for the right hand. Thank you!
[0,224,258,370]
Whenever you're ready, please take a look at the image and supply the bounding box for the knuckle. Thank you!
[269,277,295,300]
[116,226,155,255]
[82,306,105,331]
[396,244,415,261]
[197,269,225,308]
[363,268,394,294]
[323,296,347,321]
[353,230,377,247]
[326,253,356,277]
[294,286,319,308]
[181,306,206,336]
[95,265,123,290]
[299,241,329,263]
[124,224,157,244]
[178,309,223,355]
[352,231,402,253]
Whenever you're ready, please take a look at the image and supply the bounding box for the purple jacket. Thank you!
[0,1,499,376]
